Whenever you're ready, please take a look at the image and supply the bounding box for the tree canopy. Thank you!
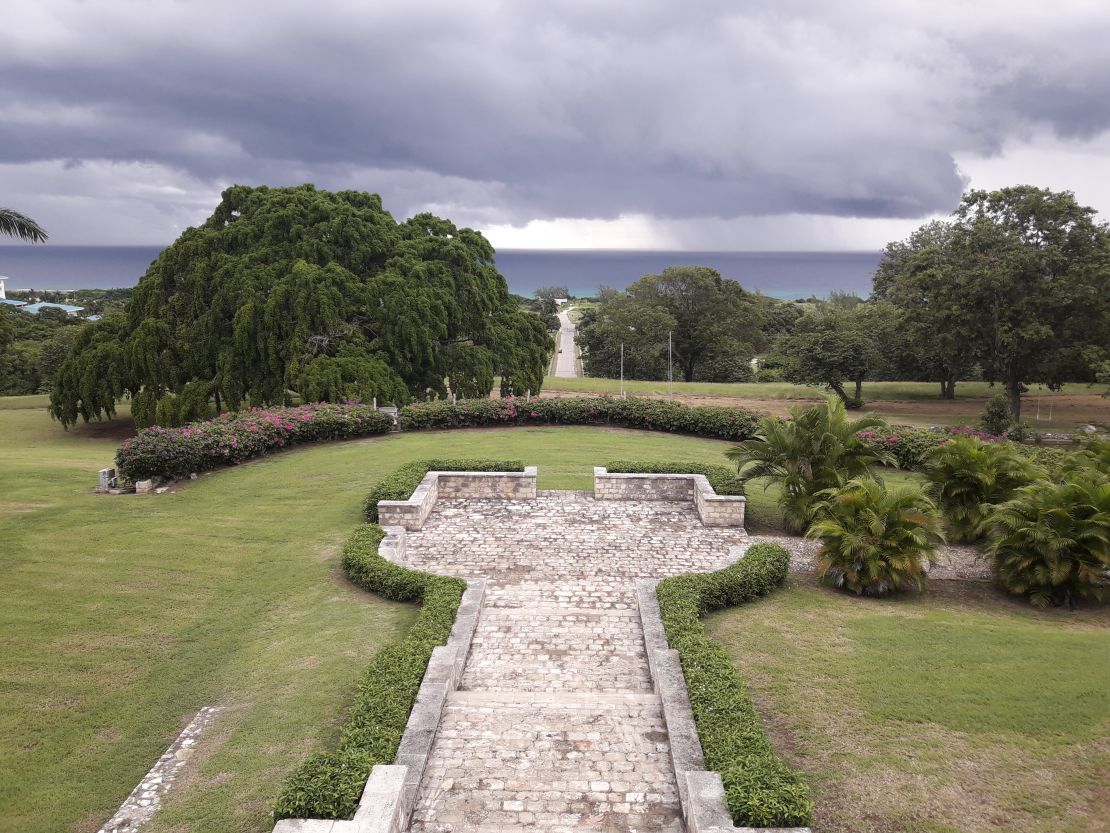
[577,266,769,382]
[50,185,551,426]
[874,186,1110,419]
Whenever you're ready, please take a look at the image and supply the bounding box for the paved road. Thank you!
[554,308,579,377]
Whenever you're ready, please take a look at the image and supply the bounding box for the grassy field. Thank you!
[0,396,770,833]
[707,580,1110,833]
[540,377,1107,430]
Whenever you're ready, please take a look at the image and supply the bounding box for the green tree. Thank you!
[725,397,895,533]
[0,207,48,242]
[982,471,1110,608]
[872,220,979,398]
[774,302,899,406]
[50,185,552,426]
[577,266,766,382]
[808,478,942,597]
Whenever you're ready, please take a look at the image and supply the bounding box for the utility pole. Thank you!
[668,331,672,400]
[620,342,624,398]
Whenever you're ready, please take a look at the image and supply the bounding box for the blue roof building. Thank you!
[0,297,26,308]
[22,302,85,316]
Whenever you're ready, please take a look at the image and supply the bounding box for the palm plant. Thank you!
[725,396,895,533]
[0,207,48,242]
[981,471,1110,608]
[922,436,1042,543]
[808,478,943,596]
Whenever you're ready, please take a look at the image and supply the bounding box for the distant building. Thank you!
[86,314,103,322]
[0,297,26,308]
[22,302,85,317]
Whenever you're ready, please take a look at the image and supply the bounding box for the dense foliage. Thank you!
[115,402,393,481]
[397,395,761,441]
[808,478,943,596]
[576,267,776,382]
[656,542,811,827]
[273,525,465,819]
[50,185,551,427]
[364,458,525,522]
[982,471,1110,608]
[0,305,89,395]
[774,301,901,406]
[923,437,1042,542]
[874,186,1110,420]
[726,397,894,533]
[604,460,745,495]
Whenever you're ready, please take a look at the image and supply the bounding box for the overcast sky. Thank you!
[3,1,1110,249]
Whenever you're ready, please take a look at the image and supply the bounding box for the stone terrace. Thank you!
[402,491,749,833]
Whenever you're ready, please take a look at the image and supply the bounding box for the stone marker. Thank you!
[97,467,117,492]
[135,479,154,494]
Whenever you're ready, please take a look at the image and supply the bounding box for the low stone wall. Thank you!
[637,578,811,833]
[594,467,746,528]
[378,467,538,531]
[273,578,486,833]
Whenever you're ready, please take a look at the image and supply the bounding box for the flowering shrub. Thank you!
[398,396,761,442]
[116,403,394,481]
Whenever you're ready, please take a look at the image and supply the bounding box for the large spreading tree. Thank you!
[876,186,1110,419]
[50,185,551,427]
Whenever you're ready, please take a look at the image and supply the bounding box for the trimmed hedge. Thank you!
[273,525,466,820]
[398,396,761,441]
[364,459,525,522]
[116,402,394,481]
[604,459,745,495]
[656,542,812,827]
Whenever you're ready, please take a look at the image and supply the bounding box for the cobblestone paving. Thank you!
[404,492,748,833]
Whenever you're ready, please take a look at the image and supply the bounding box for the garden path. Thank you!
[402,491,749,833]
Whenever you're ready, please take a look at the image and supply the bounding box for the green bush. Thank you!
[604,460,745,495]
[982,471,1110,608]
[273,525,466,819]
[397,395,761,442]
[656,543,812,827]
[923,436,1042,543]
[364,459,525,522]
[727,397,895,533]
[981,393,1015,436]
[807,478,943,597]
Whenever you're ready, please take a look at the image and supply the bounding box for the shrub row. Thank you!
[272,525,466,820]
[398,396,761,441]
[858,425,1078,472]
[115,402,394,482]
[364,458,525,522]
[604,459,745,495]
[656,542,812,828]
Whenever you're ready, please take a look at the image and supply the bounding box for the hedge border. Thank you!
[604,459,745,496]
[656,542,813,827]
[272,527,466,820]
[363,458,525,522]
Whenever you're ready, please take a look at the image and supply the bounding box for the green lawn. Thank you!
[706,580,1110,833]
[0,396,764,833]
[543,376,1094,401]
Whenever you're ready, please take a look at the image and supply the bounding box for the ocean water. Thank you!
[0,246,881,300]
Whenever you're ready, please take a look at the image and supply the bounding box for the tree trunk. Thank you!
[940,375,957,399]
[683,359,695,383]
[854,378,863,402]
[828,380,850,405]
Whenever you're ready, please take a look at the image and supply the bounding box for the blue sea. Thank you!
[0,246,881,300]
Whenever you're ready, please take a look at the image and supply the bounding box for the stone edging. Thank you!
[98,706,224,833]
[637,579,812,833]
[377,467,539,531]
[273,530,486,833]
[594,467,746,528]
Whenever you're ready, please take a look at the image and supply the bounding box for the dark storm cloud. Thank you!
[3,1,1110,238]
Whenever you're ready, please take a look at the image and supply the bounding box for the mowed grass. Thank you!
[0,396,762,833]
[706,581,1110,833]
[543,376,1094,402]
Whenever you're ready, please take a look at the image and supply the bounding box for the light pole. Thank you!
[668,331,672,400]
[619,342,624,398]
